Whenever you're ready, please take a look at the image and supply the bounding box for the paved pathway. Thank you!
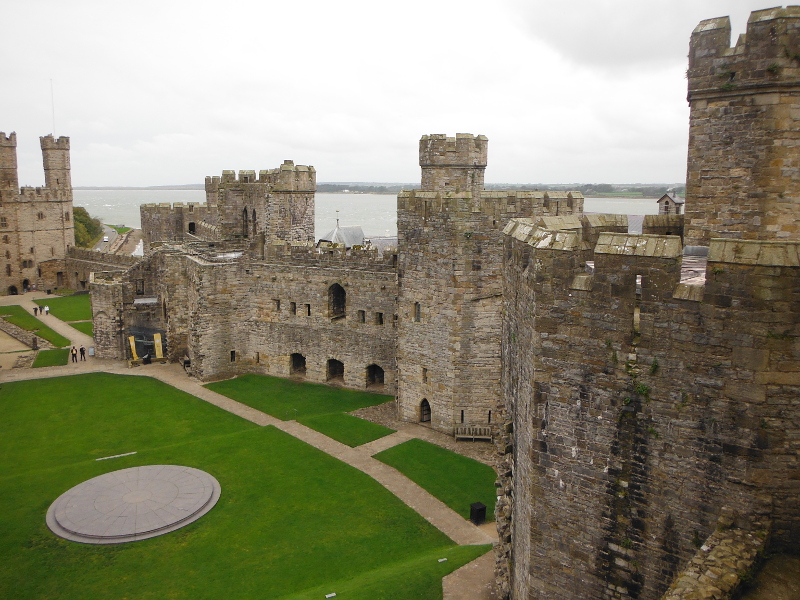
[0,301,496,595]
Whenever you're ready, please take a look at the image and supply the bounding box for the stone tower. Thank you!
[685,6,800,245]
[419,133,488,193]
[0,132,19,194]
[41,134,72,190]
[397,134,518,433]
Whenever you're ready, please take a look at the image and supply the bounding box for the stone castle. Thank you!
[31,5,794,598]
[0,133,76,293]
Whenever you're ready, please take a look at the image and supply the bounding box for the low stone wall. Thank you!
[661,508,770,600]
[0,318,54,350]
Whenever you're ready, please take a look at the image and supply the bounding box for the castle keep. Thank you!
[86,7,800,599]
[0,133,75,293]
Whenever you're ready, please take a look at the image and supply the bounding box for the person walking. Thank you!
[33,306,38,317]
[71,346,78,363]
[44,305,50,315]
[79,346,86,361]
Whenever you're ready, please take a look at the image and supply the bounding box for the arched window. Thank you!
[366,364,384,388]
[290,353,306,376]
[328,283,346,320]
[251,209,257,237]
[242,208,249,238]
[420,399,431,423]
[326,359,344,382]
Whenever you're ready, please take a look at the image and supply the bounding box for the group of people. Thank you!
[70,346,87,363]
[31,304,88,364]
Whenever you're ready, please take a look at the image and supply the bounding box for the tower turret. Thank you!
[0,132,19,195]
[40,135,71,190]
[419,133,487,194]
[685,7,800,244]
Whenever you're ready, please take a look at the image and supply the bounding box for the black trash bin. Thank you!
[470,502,486,525]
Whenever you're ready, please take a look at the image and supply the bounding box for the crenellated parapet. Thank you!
[263,242,397,271]
[688,7,800,98]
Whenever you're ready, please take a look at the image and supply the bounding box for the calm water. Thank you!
[72,190,659,239]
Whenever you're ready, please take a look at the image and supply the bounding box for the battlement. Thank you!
[264,241,398,271]
[419,133,488,167]
[40,134,70,150]
[206,160,316,192]
[18,187,67,201]
[0,132,16,147]
[398,189,584,221]
[689,7,800,97]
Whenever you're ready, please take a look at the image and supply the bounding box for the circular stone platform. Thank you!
[46,465,221,544]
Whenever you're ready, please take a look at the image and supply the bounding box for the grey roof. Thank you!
[658,192,685,205]
[319,224,365,249]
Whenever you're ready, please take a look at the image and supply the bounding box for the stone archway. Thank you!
[420,399,431,423]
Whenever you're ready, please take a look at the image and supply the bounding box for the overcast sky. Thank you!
[2,1,776,187]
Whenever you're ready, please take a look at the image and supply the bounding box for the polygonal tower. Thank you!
[685,7,800,245]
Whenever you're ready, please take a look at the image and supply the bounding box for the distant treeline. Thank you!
[484,183,685,198]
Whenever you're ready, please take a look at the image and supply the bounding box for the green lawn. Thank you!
[0,305,71,347]
[206,374,393,420]
[34,294,92,321]
[32,348,70,368]
[0,373,488,599]
[107,224,132,234]
[69,321,93,337]
[375,439,497,521]
[298,413,395,447]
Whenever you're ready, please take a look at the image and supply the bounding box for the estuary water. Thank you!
[72,190,659,240]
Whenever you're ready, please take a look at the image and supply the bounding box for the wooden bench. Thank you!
[454,426,493,442]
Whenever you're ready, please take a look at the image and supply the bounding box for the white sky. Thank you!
[1,0,776,186]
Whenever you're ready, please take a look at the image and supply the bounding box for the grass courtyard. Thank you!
[0,373,489,599]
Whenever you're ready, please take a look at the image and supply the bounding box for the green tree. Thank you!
[73,207,103,247]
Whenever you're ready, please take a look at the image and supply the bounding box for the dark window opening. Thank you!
[460,410,465,424]
[252,209,257,237]
[375,312,384,325]
[327,359,344,382]
[367,364,384,387]
[488,410,492,423]
[472,260,482,271]
[422,367,428,383]
[242,208,249,238]
[414,302,421,322]
[420,399,431,423]
[188,222,196,234]
[305,303,311,316]
[56,271,63,286]
[135,279,145,295]
[329,283,346,319]
[290,302,297,315]
[358,309,365,323]
[274,299,281,311]
[230,350,236,362]
[290,353,306,376]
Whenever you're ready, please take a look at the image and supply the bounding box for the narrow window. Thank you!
[29,247,33,254]
[488,410,492,423]
[420,399,431,423]
[422,367,428,383]
[135,279,145,295]
[305,303,311,316]
[414,302,421,322]
[230,350,236,362]
[329,283,346,319]
[255,352,260,364]
[0,217,7,228]
[2,235,7,243]
[375,312,384,325]
[290,302,297,315]
[65,211,70,221]
[460,410,465,424]
[358,309,365,323]
[274,299,281,311]
[4,251,8,259]
[393,314,398,328]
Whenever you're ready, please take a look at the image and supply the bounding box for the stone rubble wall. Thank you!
[661,508,770,600]
[0,317,54,350]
